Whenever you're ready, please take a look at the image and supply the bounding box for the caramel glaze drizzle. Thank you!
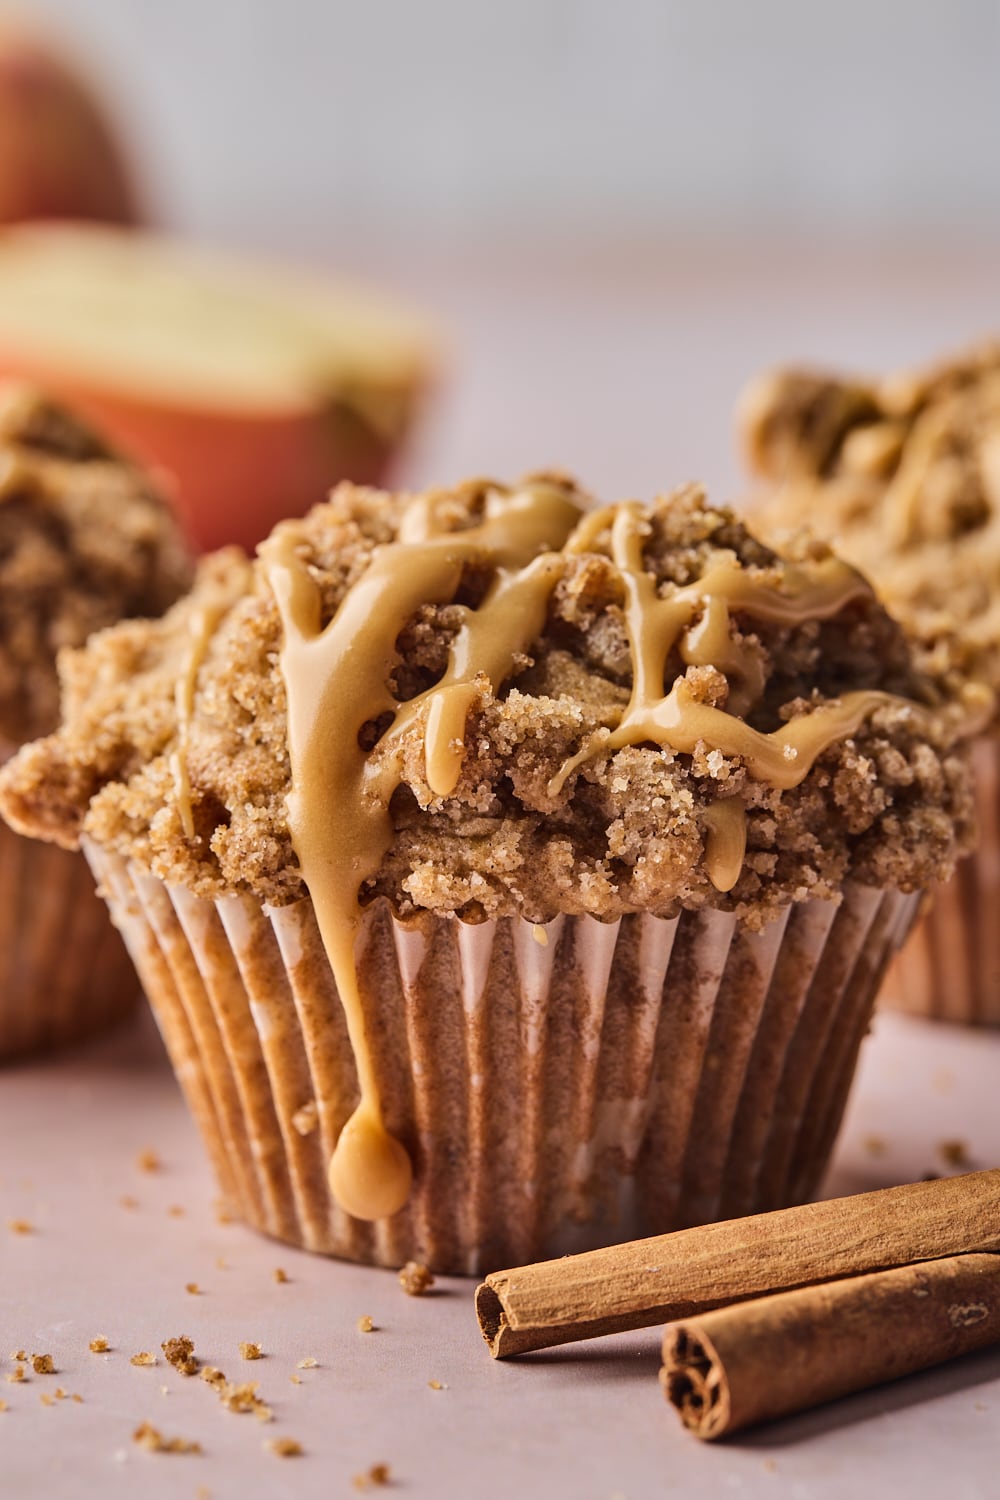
[257,483,905,1220]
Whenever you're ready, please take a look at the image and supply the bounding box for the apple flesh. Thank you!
[0,22,138,225]
[0,225,440,550]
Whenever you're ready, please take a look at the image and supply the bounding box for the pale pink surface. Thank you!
[3,249,1000,1496]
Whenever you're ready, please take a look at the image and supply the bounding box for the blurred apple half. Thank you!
[0,224,441,550]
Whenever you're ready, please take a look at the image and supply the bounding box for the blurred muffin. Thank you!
[0,385,191,1056]
[0,476,971,1270]
[739,343,1000,1023]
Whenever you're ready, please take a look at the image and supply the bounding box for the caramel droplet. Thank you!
[328,1108,413,1222]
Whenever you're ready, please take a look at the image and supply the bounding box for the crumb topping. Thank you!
[740,342,1000,708]
[0,477,973,929]
[0,387,192,750]
[398,1261,434,1296]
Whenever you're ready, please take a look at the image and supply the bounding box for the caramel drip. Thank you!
[260,483,581,1221]
[702,799,747,894]
[260,484,910,1217]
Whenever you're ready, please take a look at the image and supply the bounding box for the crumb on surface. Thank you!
[11,1350,26,1362]
[428,1379,446,1391]
[185,1283,202,1296]
[214,1199,234,1224]
[5,1369,25,1384]
[398,1261,434,1297]
[7,1219,33,1234]
[31,1354,55,1374]
[273,1267,289,1284]
[162,1337,199,1376]
[289,1375,302,1385]
[295,1357,317,1369]
[862,1133,887,1157]
[264,1437,303,1458]
[357,1316,375,1334]
[167,1204,185,1218]
[0,1399,8,1412]
[40,1391,55,1407]
[89,1337,109,1353]
[353,1463,391,1491]
[136,1149,161,1173]
[120,1195,139,1210]
[132,1420,202,1455]
[239,1343,262,1361]
[71,1393,83,1403]
[291,1101,318,1136]
[131,1352,157,1368]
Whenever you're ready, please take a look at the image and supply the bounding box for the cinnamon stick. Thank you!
[662,1252,1000,1439]
[475,1170,1000,1358]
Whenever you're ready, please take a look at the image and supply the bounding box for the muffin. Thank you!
[0,475,972,1271]
[739,342,1000,1023]
[0,385,192,1056]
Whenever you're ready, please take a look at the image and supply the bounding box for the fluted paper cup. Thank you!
[85,840,919,1275]
[882,736,1000,1026]
[0,820,138,1059]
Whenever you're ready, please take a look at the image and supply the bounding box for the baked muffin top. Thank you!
[739,342,1000,706]
[0,475,975,930]
[0,386,193,750]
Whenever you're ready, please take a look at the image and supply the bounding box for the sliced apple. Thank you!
[0,225,441,550]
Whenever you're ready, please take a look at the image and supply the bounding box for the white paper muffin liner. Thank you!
[882,736,1000,1026]
[85,841,919,1275]
[0,820,139,1059]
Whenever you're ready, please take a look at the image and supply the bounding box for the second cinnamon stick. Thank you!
[476,1170,1000,1358]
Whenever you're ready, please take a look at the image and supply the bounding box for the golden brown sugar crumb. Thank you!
[295,1357,318,1369]
[741,342,1000,712]
[239,1343,262,1361]
[185,1283,202,1296]
[291,1101,319,1136]
[265,1437,303,1458]
[200,1367,226,1388]
[31,1353,54,1374]
[428,1379,446,1391]
[5,1369,25,1384]
[214,1199,235,1224]
[0,479,974,934]
[7,1219,33,1234]
[862,1134,887,1157]
[167,1204,185,1218]
[273,1268,289,1284]
[71,1393,83,1403]
[39,1391,55,1407]
[120,1195,139,1210]
[136,1149,161,1174]
[0,1399,8,1412]
[132,1420,202,1455]
[398,1261,434,1297]
[54,1387,66,1399]
[356,1316,374,1334]
[89,1337,109,1353]
[353,1464,391,1490]
[289,1374,302,1385]
[10,1350,26,1362]
[0,388,192,750]
[939,1138,973,1169]
[130,1352,157,1367]
[162,1337,199,1376]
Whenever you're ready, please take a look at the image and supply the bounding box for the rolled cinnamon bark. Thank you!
[475,1170,1000,1358]
[662,1252,1000,1439]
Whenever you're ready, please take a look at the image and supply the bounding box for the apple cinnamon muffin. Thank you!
[0,475,973,1269]
[0,385,191,1055]
[739,342,1000,1023]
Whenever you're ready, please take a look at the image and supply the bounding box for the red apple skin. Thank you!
[0,27,139,225]
[0,355,411,551]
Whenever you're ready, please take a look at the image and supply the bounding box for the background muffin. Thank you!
[739,343,1000,1023]
[0,385,192,1056]
[0,476,971,1270]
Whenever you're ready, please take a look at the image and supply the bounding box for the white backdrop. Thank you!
[23,0,1000,256]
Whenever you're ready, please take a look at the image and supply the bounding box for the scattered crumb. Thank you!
[264,1437,303,1458]
[162,1337,199,1376]
[290,1375,302,1386]
[185,1283,202,1296]
[40,1391,55,1407]
[11,1350,26,1362]
[137,1149,161,1174]
[54,1387,67,1400]
[428,1379,447,1391]
[861,1134,886,1157]
[200,1368,226,1388]
[71,1393,83,1404]
[196,1488,211,1500]
[7,1219,33,1234]
[357,1316,375,1334]
[296,1357,318,1370]
[160,1385,169,1395]
[273,1268,289,1284]
[0,1400,7,1412]
[120,1195,139,1210]
[239,1343,262,1361]
[5,1370,25,1385]
[398,1261,434,1297]
[31,1354,55,1375]
[291,1102,318,1136]
[89,1337,109,1354]
[215,1258,228,1271]
[353,1463,391,1490]
[131,1352,157,1368]
[214,1200,234,1225]
[763,1457,779,1473]
[220,1381,272,1421]
[167,1205,185,1218]
[939,1139,972,1169]
[132,1420,202,1455]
